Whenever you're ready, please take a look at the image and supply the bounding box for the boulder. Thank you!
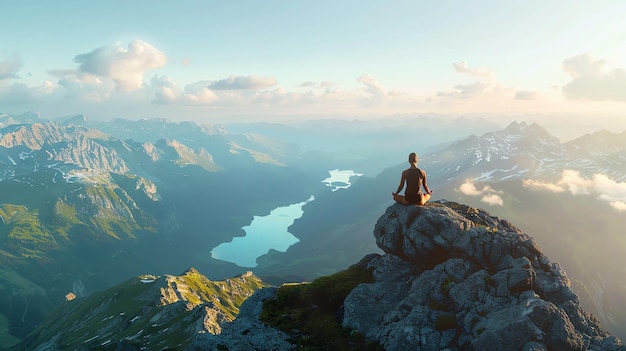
[343,201,624,351]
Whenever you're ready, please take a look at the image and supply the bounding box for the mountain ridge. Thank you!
[16,268,266,351]
[422,120,626,184]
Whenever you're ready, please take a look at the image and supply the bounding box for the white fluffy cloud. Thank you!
[523,170,626,212]
[522,179,564,193]
[438,62,505,99]
[151,76,217,105]
[73,40,167,92]
[355,74,413,107]
[208,75,277,90]
[54,71,112,102]
[357,74,387,101]
[612,201,626,212]
[440,61,543,104]
[148,72,419,113]
[0,81,57,105]
[0,41,423,117]
[481,194,504,206]
[453,61,495,79]
[0,53,23,80]
[562,53,626,101]
[458,180,482,196]
[457,179,503,206]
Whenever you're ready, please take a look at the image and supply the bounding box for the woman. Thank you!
[392,152,432,206]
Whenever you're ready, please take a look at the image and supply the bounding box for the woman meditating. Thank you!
[392,152,433,206]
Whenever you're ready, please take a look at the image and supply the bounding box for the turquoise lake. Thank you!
[210,169,362,267]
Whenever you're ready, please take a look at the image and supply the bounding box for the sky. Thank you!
[1,0,625,127]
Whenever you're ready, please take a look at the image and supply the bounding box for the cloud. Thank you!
[73,40,167,92]
[438,82,491,99]
[611,201,626,212]
[514,91,538,100]
[481,194,504,206]
[523,169,594,195]
[299,81,334,89]
[559,169,595,195]
[0,81,57,105]
[522,179,564,193]
[523,169,626,212]
[151,76,217,105]
[458,180,482,196]
[562,53,626,101]
[0,53,23,80]
[594,173,626,203]
[208,75,277,90]
[453,61,495,79]
[357,73,391,106]
[437,62,504,100]
[357,74,385,96]
[148,73,417,113]
[151,75,179,104]
[457,179,503,206]
[50,69,113,101]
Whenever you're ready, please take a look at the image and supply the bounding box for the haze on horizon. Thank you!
[1,1,625,135]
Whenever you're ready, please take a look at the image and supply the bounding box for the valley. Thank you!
[0,112,624,349]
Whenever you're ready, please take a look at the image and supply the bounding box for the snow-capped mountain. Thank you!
[423,121,625,185]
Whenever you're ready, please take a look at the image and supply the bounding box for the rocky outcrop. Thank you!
[342,201,624,351]
[187,288,294,351]
[51,134,129,174]
[0,122,68,149]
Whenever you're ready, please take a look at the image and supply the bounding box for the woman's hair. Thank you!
[409,152,418,164]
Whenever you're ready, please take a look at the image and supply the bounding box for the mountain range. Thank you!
[0,112,322,347]
[0,111,624,348]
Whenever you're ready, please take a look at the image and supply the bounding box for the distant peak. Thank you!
[502,120,558,141]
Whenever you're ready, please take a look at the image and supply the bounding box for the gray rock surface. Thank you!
[187,287,294,351]
[343,201,624,351]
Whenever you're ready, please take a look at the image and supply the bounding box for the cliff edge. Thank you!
[343,201,624,351]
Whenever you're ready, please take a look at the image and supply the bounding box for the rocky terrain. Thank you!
[17,269,265,351]
[344,201,623,350]
[188,201,624,351]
